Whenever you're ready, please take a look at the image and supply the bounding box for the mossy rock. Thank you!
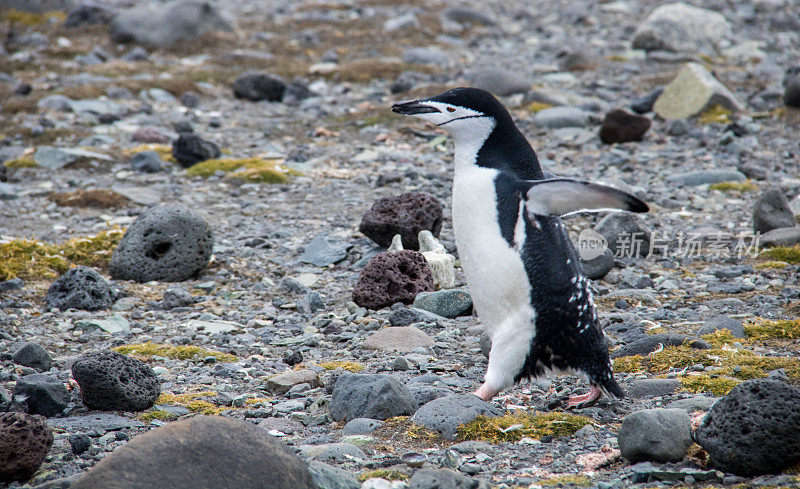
[113,343,237,362]
[185,158,299,183]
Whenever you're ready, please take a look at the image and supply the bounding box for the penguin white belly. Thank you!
[452,166,537,391]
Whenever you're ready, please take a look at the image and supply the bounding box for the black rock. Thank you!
[232,72,287,102]
[0,163,6,182]
[14,83,32,96]
[388,304,427,326]
[283,349,303,366]
[12,343,53,372]
[173,120,194,133]
[352,250,435,310]
[45,266,113,311]
[180,91,201,108]
[283,81,311,103]
[13,374,69,417]
[753,188,795,234]
[695,379,800,476]
[0,412,54,483]
[171,132,220,168]
[580,248,614,279]
[71,350,160,412]
[359,192,443,250]
[69,433,91,455]
[631,87,664,114]
[329,373,418,422]
[64,2,117,28]
[784,66,800,108]
[599,109,651,144]
[130,150,164,173]
[611,333,710,358]
[594,213,652,258]
[109,205,213,283]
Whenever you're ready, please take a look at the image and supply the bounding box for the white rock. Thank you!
[654,62,743,119]
[418,231,456,289]
[632,3,732,54]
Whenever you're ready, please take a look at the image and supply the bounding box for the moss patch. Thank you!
[699,104,733,124]
[679,374,742,396]
[138,410,176,423]
[156,391,224,415]
[123,144,176,163]
[48,189,131,208]
[3,158,37,168]
[708,180,757,192]
[4,8,65,26]
[745,319,800,341]
[456,411,592,443]
[113,343,237,362]
[185,157,299,183]
[755,261,791,270]
[528,101,552,113]
[0,228,124,281]
[356,469,409,482]
[539,475,592,487]
[319,361,364,372]
[759,246,800,264]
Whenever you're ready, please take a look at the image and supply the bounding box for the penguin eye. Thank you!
[447,107,456,112]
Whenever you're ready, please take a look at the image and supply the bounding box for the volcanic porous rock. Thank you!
[0,412,54,483]
[71,350,160,411]
[352,250,434,309]
[109,205,213,283]
[359,192,443,250]
[45,266,113,311]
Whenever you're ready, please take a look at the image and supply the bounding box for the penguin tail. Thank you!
[598,376,625,399]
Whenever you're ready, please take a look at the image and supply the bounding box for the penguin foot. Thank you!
[473,382,499,401]
[566,385,602,409]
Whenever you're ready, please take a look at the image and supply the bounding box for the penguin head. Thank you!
[391,87,508,137]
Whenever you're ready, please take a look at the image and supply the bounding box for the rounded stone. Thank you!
[71,350,160,412]
[109,205,213,283]
[352,250,434,310]
[599,109,651,144]
[12,342,53,372]
[130,151,164,173]
[412,394,502,440]
[13,374,69,417]
[753,188,795,234]
[359,192,443,250]
[232,71,287,102]
[71,416,315,489]
[618,408,692,463]
[413,289,473,318]
[45,266,113,311]
[329,373,418,422]
[0,412,54,483]
[594,213,652,258]
[580,248,615,280]
[695,379,800,476]
[171,133,221,168]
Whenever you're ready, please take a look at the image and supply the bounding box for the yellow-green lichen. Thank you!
[185,157,299,183]
[745,318,800,341]
[138,410,177,423]
[356,470,409,482]
[3,158,37,168]
[679,374,742,396]
[0,228,124,281]
[528,101,552,113]
[156,391,224,415]
[759,246,800,264]
[456,411,592,443]
[699,104,733,124]
[708,180,757,192]
[123,144,176,163]
[539,475,593,487]
[755,261,791,270]
[4,8,65,26]
[113,343,237,362]
[319,361,365,372]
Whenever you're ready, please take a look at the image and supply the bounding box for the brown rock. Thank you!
[359,192,443,250]
[265,369,321,395]
[0,412,54,483]
[599,109,651,144]
[352,250,435,310]
[71,416,315,489]
[131,127,169,143]
[362,326,435,352]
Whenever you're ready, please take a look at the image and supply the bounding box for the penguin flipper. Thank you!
[522,178,649,217]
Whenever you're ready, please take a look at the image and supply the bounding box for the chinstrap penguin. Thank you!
[391,87,649,407]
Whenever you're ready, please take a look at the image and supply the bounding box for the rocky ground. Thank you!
[1,0,800,488]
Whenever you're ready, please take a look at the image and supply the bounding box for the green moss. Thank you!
[680,375,742,396]
[356,470,409,482]
[745,319,800,341]
[539,475,592,487]
[113,343,237,362]
[456,411,592,443]
[4,8,65,26]
[185,157,299,183]
[755,261,791,270]
[708,180,757,192]
[759,246,800,264]
[3,158,37,168]
[0,228,124,281]
[319,361,364,372]
[138,410,176,422]
[699,104,732,124]
[156,392,223,415]
[528,101,552,113]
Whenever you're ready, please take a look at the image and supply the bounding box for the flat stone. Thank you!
[611,333,709,358]
[753,188,795,234]
[307,461,360,489]
[111,185,161,206]
[632,3,732,54]
[265,370,321,395]
[667,169,747,186]
[362,326,435,352]
[299,443,366,462]
[606,289,661,307]
[471,68,531,96]
[185,319,241,334]
[697,315,745,338]
[34,146,112,169]
[666,396,719,412]
[654,63,743,119]
[626,379,681,399]
[534,106,595,128]
[413,289,472,318]
[299,236,349,267]
[75,314,130,334]
[760,226,800,247]
[412,394,501,440]
[329,373,418,422]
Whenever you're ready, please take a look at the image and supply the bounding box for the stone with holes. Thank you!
[695,379,800,476]
[352,250,435,310]
[71,350,160,411]
[0,412,54,483]
[359,192,443,250]
[45,266,113,311]
[109,205,213,282]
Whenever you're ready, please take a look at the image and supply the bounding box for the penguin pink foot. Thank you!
[472,382,499,402]
[567,385,602,409]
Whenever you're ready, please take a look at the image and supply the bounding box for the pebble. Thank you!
[232,72,287,102]
[625,379,682,399]
[13,374,69,417]
[362,326,435,352]
[130,151,165,173]
[666,169,747,186]
[471,68,531,96]
[109,0,233,47]
[697,315,745,338]
[784,66,800,108]
[533,107,595,129]
[299,236,349,267]
[598,109,651,144]
[632,3,732,54]
[631,88,664,114]
[171,133,221,168]
[12,342,53,372]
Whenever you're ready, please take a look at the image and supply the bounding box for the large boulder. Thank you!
[71,351,160,412]
[352,250,434,309]
[109,0,233,48]
[71,416,315,489]
[329,373,418,422]
[618,408,692,463]
[753,188,795,234]
[412,394,501,440]
[109,205,213,283]
[695,379,800,476]
[45,266,113,311]
[654,63,743,120]
[359,192,443,250]
[631,3,732,54]
[0,412,54,483]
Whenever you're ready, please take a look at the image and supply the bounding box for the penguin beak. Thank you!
[391,99,440,115]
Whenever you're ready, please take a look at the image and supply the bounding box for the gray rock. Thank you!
[36,94,73,112]
[232,72,286,102]
[45,267,113,311]
[666,396,719,412]
[408,384,454,406]
[631,88,664,114]
[403,47,449,65]
[109,0,233,48]
[47,413,144,431]
[619,408,692,463]
[408,469,491,489]
[785,66,800,108]
[594,213,652,258]
[74,314,131,335]
[0,182,19,200]
[0,0,73,13]
[362,326,435,352]
[612,333,709,358]
[533,107,594,129]
[580,248,614,279]
[329,373,418,422]
[760,226,800,248]
[666,118,690,136]
[632,3,732,54]
[697,315,745,338]
[109,205,213,283]
[413,289,472,318]
[162,288,196,309]
[299,236,349,267]
[471,68,531,96]
[340,418,383,436]
[626,379,681,399]
[695,379,800,476]
[72,350,160,412]
[479,331,491,359]
[34,146,112,170]
[0,278,23,292]
[265,370,320,395]
[299,443,366,462]
[666,169,746,186]
[441,7,495,26]
[654,63,743,119]
[64,2,117,28]
[68,99,125,118]
[71,416,315,489]
[753,189,795,234]
[307,461,359,489]
[12,343,53,372]
[13,374,69,417]
[412,394,501,440]
[383,13,419,32]
[130,151,164,173]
